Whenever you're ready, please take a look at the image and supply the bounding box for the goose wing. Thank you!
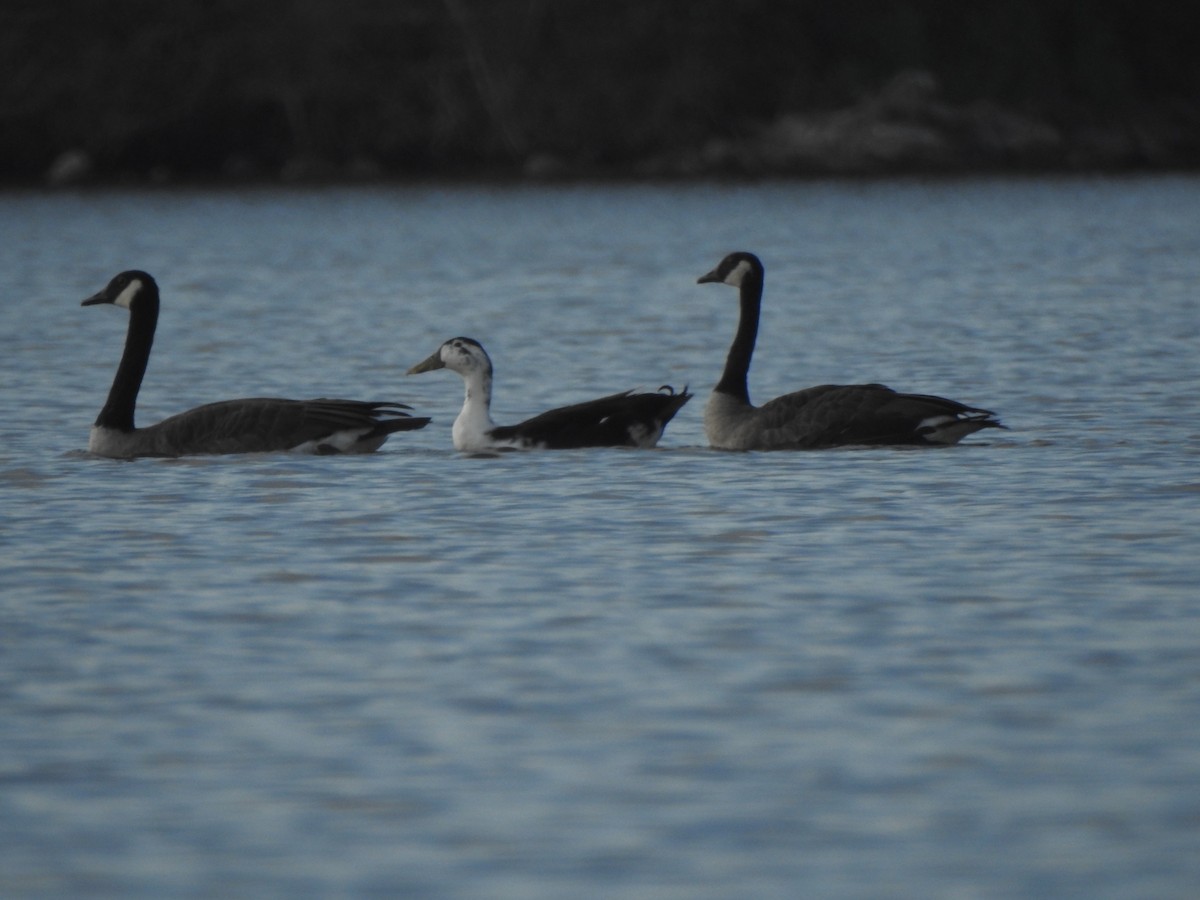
[144,398,429,456]
[755,384,1000,448]
[491,388,691,449]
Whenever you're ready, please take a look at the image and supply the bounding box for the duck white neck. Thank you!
[451,367,498,451]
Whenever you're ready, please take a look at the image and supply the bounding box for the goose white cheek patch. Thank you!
[113,280,142,309]
[726,259,754,287]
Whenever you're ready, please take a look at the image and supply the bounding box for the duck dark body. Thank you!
[490,388,692,450]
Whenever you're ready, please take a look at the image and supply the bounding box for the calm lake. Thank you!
[2,176,1198,898]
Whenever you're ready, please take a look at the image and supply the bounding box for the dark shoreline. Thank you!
[7,3,1198,189]
[26,71,1200,189]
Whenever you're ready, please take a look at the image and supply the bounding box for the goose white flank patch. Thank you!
[406,336,690,452]
[697,251,1003,450]
[82,270,430,458]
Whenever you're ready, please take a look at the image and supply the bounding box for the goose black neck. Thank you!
[715,269,762,403]
[96,295,158,431]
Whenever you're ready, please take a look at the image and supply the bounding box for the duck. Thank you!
[697,251,1003,449]
[82,270,430,458]
[406,336,690,451]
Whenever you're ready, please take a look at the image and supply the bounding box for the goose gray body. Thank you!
[407,337,690,452]
[698,252,1003,450]
[83,270,430,458]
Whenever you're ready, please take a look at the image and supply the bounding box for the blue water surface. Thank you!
[1,176,1198,898]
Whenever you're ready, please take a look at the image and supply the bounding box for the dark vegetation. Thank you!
[4,0,1199,185]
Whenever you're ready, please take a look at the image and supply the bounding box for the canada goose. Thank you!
[697,251,1003,449]
[82,270,430,458]
[406,337,690,451]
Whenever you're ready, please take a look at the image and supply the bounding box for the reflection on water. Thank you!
[2,177,1199,898]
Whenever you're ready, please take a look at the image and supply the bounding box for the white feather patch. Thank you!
[291,429,371,454]
[725,259,755,287]
[113,279,143,309]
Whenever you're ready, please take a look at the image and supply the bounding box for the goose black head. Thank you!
[83,270,158,311]
[408,336,492,377]
[697,252,763,289]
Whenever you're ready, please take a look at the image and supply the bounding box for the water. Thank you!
[2,177,1198,898]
